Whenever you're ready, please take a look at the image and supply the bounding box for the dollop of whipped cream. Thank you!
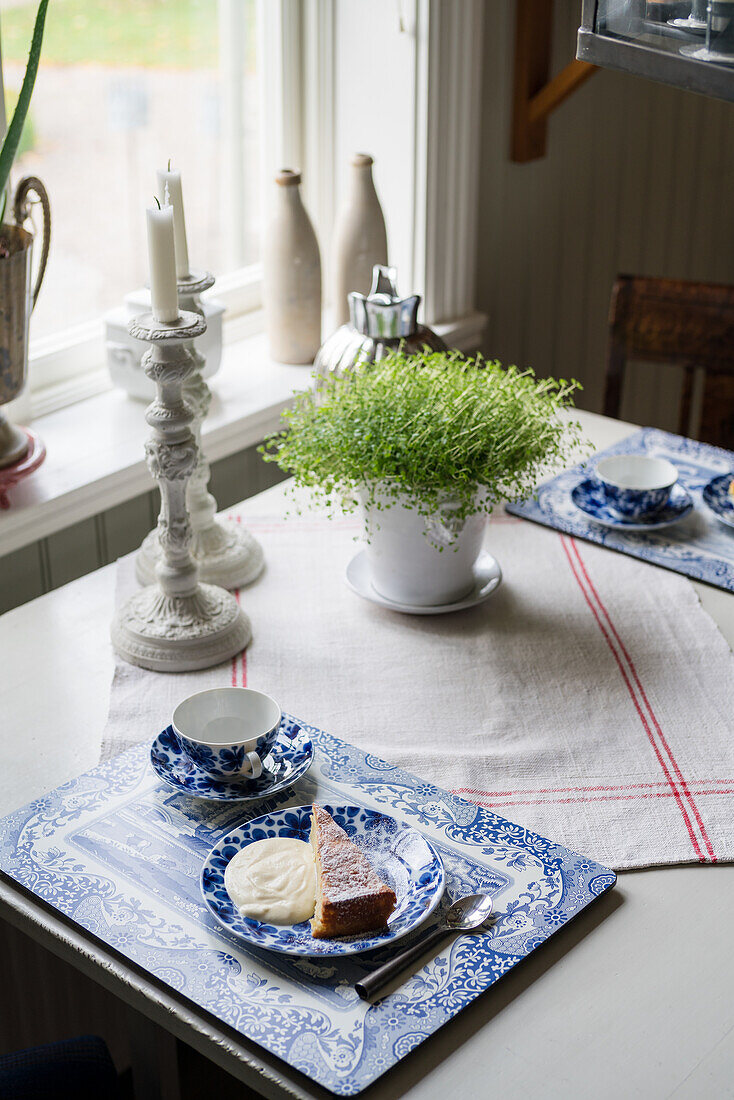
[224,837,316,925]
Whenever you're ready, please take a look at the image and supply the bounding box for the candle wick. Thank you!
[164,182,171,208]
[153,195,161,210]
[167,157,171,172]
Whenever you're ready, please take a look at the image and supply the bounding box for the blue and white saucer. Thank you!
[150,716,313,803]
[201,803,445,956]
[702,474,734,529]
[571,478,694,531]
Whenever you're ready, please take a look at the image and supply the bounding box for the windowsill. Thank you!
[0,333,314,558]
[0,312,486,558]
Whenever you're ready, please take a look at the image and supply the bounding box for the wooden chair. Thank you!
[604,275,734,449]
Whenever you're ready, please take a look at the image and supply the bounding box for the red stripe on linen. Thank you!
[559,535,705,862]
[231,587,240,686]
[453,788,734,808]
[231,587,247,687]
[569,538,717,863]
[228,514,361,532]
[452,779,732,797]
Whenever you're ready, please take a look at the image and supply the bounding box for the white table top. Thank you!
[2,408,733,1100]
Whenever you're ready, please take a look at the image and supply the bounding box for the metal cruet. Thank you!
[314,264,447,379]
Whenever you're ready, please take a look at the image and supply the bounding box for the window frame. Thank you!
[20,0,290,414]
[20,0,486,418]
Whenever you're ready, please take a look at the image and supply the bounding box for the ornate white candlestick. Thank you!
[135,269,264,590]
[112,308,251,671]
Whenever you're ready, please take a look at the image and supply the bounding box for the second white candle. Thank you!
[157,165,190,279]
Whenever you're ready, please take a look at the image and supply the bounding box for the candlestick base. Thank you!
[136,517,264,589]
[111,581,251,672]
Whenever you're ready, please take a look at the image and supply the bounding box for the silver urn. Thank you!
[315,265,446,379]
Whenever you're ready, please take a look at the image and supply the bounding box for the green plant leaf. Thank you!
[0,0,50,203]
[260,349,589,539]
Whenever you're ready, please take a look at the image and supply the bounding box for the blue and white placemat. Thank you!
[507,428,734,591]
[0,721,615,1096]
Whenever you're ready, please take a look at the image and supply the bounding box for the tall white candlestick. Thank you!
[157,166,190,279]
[146,201,179,323]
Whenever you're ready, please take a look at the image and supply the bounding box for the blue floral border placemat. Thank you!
[506,428,734,591]
[0,720,616,1096]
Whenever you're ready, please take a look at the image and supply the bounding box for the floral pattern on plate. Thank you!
[201,803,445,956]
[150,717,313,802]
[702,473,734,529]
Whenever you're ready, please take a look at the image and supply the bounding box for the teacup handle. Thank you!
[244,751,263,779]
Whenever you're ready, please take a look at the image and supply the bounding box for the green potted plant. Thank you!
[0,0,50,468]
[261,349,584,607]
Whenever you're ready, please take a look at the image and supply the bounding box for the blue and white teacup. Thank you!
[172,688,281,782]
[594,454,678,519]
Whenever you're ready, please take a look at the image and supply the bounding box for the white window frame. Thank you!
[294,0,487,339]
[21,1,288,415]
[22,0,485,418]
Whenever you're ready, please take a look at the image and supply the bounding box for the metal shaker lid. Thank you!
[348,265,421,339]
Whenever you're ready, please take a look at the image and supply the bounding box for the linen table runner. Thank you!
[103,499,734,870]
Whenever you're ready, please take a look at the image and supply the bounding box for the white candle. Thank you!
[146,199,179,324]
[157,165,190,279]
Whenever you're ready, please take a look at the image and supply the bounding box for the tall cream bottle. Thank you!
[263,169,321,364]
[331,153,388,327]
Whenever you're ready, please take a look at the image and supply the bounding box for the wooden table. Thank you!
[2,409,733,1100]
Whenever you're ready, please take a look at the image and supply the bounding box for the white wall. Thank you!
[475,2,734,424]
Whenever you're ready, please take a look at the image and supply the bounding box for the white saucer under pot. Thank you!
[346,549,502,615]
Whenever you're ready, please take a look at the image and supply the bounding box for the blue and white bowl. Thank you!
[595,454,678,519]
[201,804,446,956]
[173,688,281,782]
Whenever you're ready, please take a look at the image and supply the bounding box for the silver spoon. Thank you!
[355,892,494,1002]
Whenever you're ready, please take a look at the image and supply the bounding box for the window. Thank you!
[3,0,486,413]
[2,0,262,395]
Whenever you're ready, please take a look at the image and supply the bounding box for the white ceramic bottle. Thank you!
[331,153,388,328]
[263,169,321,364]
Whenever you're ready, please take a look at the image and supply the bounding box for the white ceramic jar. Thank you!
[361,486,486,607]
[105,289,225,401]
[331,153,388,328]
[263,169,321,364]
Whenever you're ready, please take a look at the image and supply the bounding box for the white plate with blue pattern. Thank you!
[201,803,445,956]
[150,717,313,803]
[702,474,734,529]
[571,477,694,531]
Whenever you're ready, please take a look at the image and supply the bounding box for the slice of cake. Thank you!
[310,804,397,938]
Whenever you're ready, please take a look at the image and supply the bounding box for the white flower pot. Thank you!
[361,489,486,606]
